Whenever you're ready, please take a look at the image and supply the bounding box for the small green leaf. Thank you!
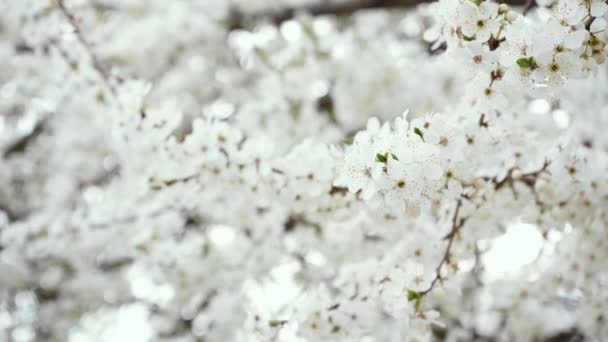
[471,0,482,5]
[516,56,538,69]
[343,137,353,145]
[407,289,424,311]
[331,325,341,333]
[150,185,162,191]
[326,108,338,124]
[269,320,286,327]
[135,244,148,253]
[254,47,270,64]
[376,152,398,163]
[317,94,337,124]
[407,289,423,302]
[462,34,476,41]
[288,99,302,120]
[376,153,388,163]
[201,242,210,256]
[413,127,425,141]
[301,22,317,43]
[164,179,178,186]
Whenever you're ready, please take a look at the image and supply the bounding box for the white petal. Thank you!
[563,29,588,49]
[476,28,492,42]
[424,163,444,180]
[591,1,608,17]
[479,1,499,17]
[556,53,582,78]
[461,22,478,37]
[590,18,607,33]
[366,117,381,131]
[360,183,377,200]
[499,46,520,66]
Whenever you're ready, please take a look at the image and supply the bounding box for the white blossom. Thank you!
[1,0,608,341]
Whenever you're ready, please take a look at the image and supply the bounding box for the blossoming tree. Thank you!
[1,0,607,341]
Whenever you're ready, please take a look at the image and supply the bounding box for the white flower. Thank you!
[275,140,335,197]
[565,28,589,49]
[467,72,508,110]
[554,0,587,24]
[590,0,608,17]
[590,17,607,33]
[458,1,501,42]
[533,52,583,86]
[334,146,383,200]
[499,17,535,67]
[451,41,497,75]
[236,136,275,184]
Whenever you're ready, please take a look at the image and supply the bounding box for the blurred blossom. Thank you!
[1,0,608,341]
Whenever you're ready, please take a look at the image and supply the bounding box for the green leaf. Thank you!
[164,179,178,186]
[462,34,476,41]
[254,47,270,64]
[201,242,210,256]
[301,22,317,43]
[150,185,162,191]
[407,289,424,311]
[407,289,423,302]
[269,320,286,327]
[413,127,425,141]
[343,137,353,145]
[288,99,302,120]
[135,244,148,253]
[516,56,538,69]
[326,108,338,124]
[331,325,341,333]
[317,94,337,124]
[376,153,388,163]
[376,152,398,163]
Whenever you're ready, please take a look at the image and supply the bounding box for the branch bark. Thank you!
[3,118,46,158]
[55,0,116,97]
[420,198,466,295]
[230,0,531,28]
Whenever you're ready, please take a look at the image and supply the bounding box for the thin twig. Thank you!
[54,0,116,96]
[230,0,530,28]
[3,117,47,158]
[421,198,465,295]
[522,0,536,15]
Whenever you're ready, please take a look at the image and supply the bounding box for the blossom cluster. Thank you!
[0,0,607,341]
[437,0,608,112]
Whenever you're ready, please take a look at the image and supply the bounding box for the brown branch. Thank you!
[480,160,552,213]
[284,214,322,234]
[522,0,536,15]
[421,198,466,295]
[585,16,596,31]
[484,160,550,192]
[54,0,116,96]
[418,161,550,296]
[229,0,423,29]
[3,118,46,158]
[230,0,530,28]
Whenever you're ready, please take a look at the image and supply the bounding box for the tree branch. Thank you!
[230,0,531,28]
[421,198,466,295]
[55,0,116,97]
[3,117,46,158]
[522,0,536,15]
